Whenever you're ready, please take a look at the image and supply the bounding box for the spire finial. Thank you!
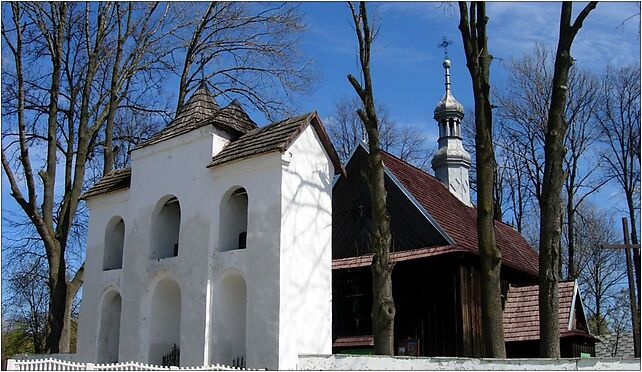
[437,37,453,92]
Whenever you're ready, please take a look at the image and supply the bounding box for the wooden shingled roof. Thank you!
[82,98,344,199]
[80,168,132,200]
[208,111,345,175]
[503,280,595,342]
[381,150,540,276]
[137,84,257,149]
[332,145,539,277]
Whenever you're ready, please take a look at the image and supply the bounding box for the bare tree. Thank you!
[2,2,177,352]
[561,69,606,280]
[457,1,505,357]
[538,1,597,357]
[573,204,627,335]
[346,1,395,355]
[2,262,50,355]
[596,65,641,300]
[496,46,606,269]
[173,2,314,120]
[496,46,552,206]
[326,96,432,168]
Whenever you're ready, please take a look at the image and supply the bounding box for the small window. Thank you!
[220,187,249,252]
[104,218,125,270]
[151,196,181,259]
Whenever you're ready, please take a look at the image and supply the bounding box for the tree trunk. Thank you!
[626,193,640,305]
[58,291,75,352]
[47,251,68,353]
[458,2,506,357]
[347,2,395,355]
[538,1,596,357]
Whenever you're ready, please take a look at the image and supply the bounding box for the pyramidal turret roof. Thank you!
[136,84,259,149]
[169,82,220,128]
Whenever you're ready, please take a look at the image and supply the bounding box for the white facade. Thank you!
[77,115,334,369]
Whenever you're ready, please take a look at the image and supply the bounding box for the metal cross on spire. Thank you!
[437,36,453,58]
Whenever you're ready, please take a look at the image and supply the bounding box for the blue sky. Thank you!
[2,2,640,248]
[292,1,640,218]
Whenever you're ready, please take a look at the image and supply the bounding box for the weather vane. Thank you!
[437,36,453,58]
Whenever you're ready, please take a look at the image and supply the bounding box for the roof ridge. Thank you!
[243,112,313,136]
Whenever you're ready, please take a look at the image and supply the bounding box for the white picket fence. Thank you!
[6,358,263,371]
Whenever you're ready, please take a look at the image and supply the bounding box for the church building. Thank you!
[77,58,596,369]
[330,58,597,358]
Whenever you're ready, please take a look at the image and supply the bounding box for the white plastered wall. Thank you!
[78,122,334,370]
[207,152,283,370]
[278,125,334,369]
[78,126,234,367]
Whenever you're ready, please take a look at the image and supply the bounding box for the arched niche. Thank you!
[212,271,247,365]
[148,277,181,365]
[97,289,122,363]
[104,217,125,270]
[219,187,248,252]
[151,196,181,259]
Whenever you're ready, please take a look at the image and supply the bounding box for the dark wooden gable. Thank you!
[333,145,450,259]
[571,287,590,333]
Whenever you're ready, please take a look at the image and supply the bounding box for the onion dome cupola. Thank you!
[431,57,472,207]
[433,58,465,135]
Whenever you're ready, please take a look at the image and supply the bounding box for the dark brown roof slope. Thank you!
[502,281,594,342]
[137,84,257,149]
[209,112,344,175]
[80,168,132,200]
[379,150,539,276]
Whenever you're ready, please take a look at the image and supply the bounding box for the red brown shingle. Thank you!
[503,281,584,342]
[366,150,539,276]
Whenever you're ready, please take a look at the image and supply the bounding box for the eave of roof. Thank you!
[332,245,468,270]
[333,335,374,348]
[80,168,132,200]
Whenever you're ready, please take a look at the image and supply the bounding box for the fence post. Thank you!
[5,359,17,371]
[86,362,95,370]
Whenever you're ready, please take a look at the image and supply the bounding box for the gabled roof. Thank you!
[137,84,257,149]
[208,111,345,175]
[80,168,131,200]
[503,280,595,342]
[331,144,539,276]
